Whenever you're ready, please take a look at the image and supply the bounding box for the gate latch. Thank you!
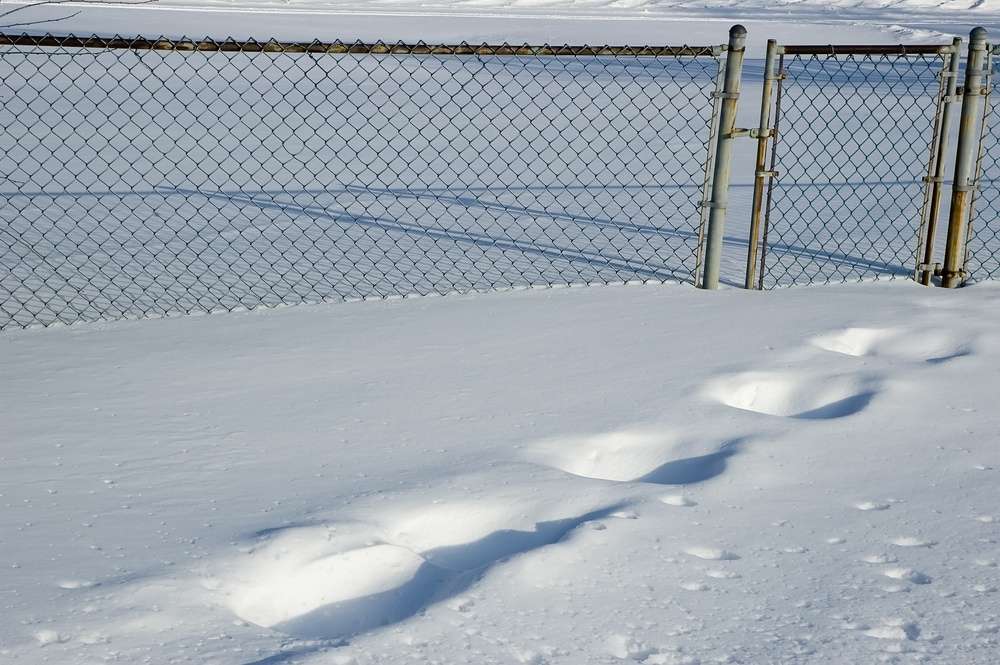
[917,262,943,277]
[729,127,774,139]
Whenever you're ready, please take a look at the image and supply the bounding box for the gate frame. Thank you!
[942,27,990,287]
[745,41,961,290]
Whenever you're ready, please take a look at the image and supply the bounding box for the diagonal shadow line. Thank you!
[192,185,906,277]
[2,178,961,201]
[332,183,703,243]
[251,186,910,276]
[7,184,916,278]
[763,242,910,276]
[169,187,688,283]
[328,185,913,274]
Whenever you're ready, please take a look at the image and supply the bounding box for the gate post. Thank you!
[941,27,989,288]
[917,37,962,286]
[745,38,778,289]
[700,24,747,290]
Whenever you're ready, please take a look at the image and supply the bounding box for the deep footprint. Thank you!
[811,326,972,363]
[226,504,627,641]
[702,370,878,419]
[525,428,745,485]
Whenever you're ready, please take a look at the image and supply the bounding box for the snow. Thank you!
[3,0,1000,661]
[3,280,1000,664]
[3,0,996,50]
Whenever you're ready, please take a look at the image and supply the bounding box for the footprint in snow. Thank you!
[705,569,741,579]
[854,501,890,511]
[811,326,972,364]
[701,370,878,420]
[33,630,69,646]
[680,581,709,591]
[882,567,932,584]
[225,502,629,641]
[861,553,899,564]
[890,537,936,548]
[523,427,738,485]
[684,547,739,561]
[864,619,920,641]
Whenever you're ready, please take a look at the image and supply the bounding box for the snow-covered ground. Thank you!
[3,0,1000,663]
[2,0,996,45]
[3,281,1000,664]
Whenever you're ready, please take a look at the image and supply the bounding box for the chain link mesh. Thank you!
[0,35,724,329]
[965,46,999,282]
[758,49,950,288]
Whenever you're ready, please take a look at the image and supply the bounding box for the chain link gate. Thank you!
[964,43,999,282]
[745,42,960,289]
[0,35,729,329]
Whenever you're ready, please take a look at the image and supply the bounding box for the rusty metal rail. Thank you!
[0,33,722,57]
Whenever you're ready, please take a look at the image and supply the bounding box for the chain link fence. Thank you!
[965,45,999,282]
[754,46,954,288]
[0,35,726,329]
[4,31,1000,330]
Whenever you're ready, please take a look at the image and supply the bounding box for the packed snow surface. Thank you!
[3,281,1000,664]
[4,0,998,46]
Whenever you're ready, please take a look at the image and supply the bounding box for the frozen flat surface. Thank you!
[3,281,1000,664]
[2,0,996,46]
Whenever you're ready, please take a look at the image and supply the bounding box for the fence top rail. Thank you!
[778,43,956,56]
[0,33,725,57]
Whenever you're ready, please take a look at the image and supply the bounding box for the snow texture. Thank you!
[3,281,1000,664]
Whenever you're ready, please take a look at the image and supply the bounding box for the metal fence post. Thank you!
[744,38,778,289]
[917,37,962,286]
[700,24,747,290]
[942,27,989,288]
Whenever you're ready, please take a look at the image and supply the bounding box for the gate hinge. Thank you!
[922,175,944,184]
[954,85,990,98]
[756,169,779,178]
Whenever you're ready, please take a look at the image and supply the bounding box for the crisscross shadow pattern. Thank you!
[0,35,725,329]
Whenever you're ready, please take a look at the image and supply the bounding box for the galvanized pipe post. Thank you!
[700,24,747,290]
[941,27,989,288]
[744,38,779,289]
[917,37,962,286]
